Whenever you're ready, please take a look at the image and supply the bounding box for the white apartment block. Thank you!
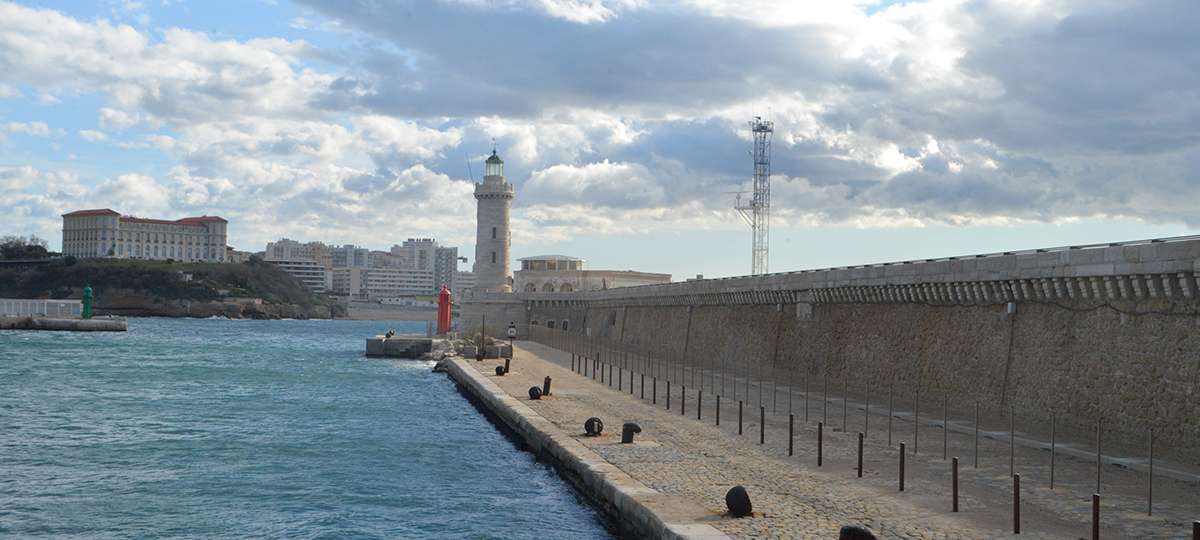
[270,259,332,293]
[332,267,434,301]
[62,209,228,262]
[265,238,331,268]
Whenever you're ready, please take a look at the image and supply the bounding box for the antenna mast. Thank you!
[734,116,774,275]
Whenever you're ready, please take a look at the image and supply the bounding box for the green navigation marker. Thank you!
[82,284,93,320]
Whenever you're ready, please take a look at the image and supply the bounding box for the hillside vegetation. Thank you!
[0,259,343,318]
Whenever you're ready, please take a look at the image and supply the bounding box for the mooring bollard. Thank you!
[857,432,864,477]
[788,414,794,456]
[621,422,641,444]
[759,406,765,445]
[543,376,552,396]
[952,457,959,512]
[725,485,752,518]
[584,416,604,436]
[504,357,511,373]
[738,400,744,435]
[1013,473,1021,534]
[495,365,505,376]
[1092,493,1100,540]
[528,386,542,400]
[818,422,824,467]
[899,442,905,491]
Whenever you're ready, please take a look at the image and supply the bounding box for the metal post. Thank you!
[1050,412,1056,489]
[697,390,702,420]
[738,400,744,435]
[667,380,671,410]
[681,386,686,416]
[818,422,824,467]
[857,432,864,478]
[788,414,794,456]
[952,457,959,512]
[618,367,622,391]
[1096,419,1102,494]
[652,377,657,404]
[899,442,905,491]
[1014,474,1021,534]
[759,406,765,445]
[640,373,645,399]
[823,370,828,425]
[1148,427,1154,516]
[1092,493,1100,540]
[943,395,948,461]
[974,401,980,468]
[888,378,894,447]
[716,395,721,426]
[914,383,919,454]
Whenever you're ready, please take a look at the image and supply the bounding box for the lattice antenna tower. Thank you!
[734,116,774,275]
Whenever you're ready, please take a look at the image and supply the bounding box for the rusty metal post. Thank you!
[788,413,794,456]
[857,432,864,478]
[1014,473,1021,534]
[952,457,959,512]
[819,421,824,467]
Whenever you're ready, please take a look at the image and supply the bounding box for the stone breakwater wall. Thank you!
[502,236,1200,463]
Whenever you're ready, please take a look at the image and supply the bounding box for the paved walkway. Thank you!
[466,342,1110,538]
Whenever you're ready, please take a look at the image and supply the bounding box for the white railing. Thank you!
[0,299,83,319]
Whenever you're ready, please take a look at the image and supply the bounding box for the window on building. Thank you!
[530,320,539,326]
[547,320,556,329]
[491,251,496,264]
[541,283,555,292]
[524,283,536,292]
[491,227,496,239]
[561,320,569,331]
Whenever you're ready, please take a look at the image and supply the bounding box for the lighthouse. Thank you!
[473,149,514,293]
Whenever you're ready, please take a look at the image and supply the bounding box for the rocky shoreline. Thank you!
[94,290,343,320]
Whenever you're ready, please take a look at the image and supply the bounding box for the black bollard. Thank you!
[899,443,905,491]
[571,354,576,372]
[716,395,721,426]
[495,365,505,376]
[666,381,671,410]
[640,374,645,399]
[953,457,959,512]
[504,357,511,374]
[725,486,752,518]
[1092,493,1099,540]
[621,422,642,444]
[857,432,864,477]
[697,390,702,420]
[681,386,686,416]
[652,377,657,404]
[819,422,824,467]
[738,400,744,435]
[528,386,542,400]
[788,414,794,456]
[543,376,552,396]
[584,417,604,436]
[1013,474,1021,534]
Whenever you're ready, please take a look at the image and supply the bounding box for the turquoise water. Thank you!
[0,318,612,539]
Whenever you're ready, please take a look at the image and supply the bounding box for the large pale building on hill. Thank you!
[61,208,228,262]
[514,255,671,293]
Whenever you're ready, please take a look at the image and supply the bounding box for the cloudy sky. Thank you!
[1,0,1197,278]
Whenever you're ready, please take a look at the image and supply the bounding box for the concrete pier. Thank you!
[0,316,127,331]
[365,335,438,358]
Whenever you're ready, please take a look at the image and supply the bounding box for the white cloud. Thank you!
[98,107,138,129]
[2,121,53,136]
[79,129,108,141]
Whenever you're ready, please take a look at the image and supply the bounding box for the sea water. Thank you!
[0,318,611,539]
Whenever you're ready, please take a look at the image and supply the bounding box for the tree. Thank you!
[0,235,50,260]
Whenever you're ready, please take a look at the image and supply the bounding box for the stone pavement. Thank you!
[465,342,1102,539]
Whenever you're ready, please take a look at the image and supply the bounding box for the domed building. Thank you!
[514,255,670,293]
